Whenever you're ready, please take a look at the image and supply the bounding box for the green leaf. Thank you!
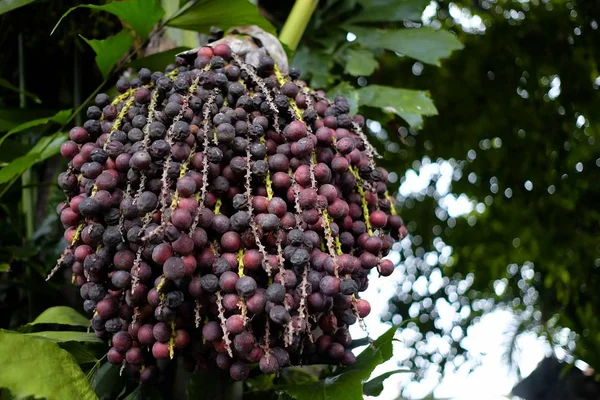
[167,0,276,35]
[357,85,437,128]
[351,324,397,371]
[279,371,366,400]
[0,330,97,400]
[362,369,412,396]
[28,306,89,328]
[0,109,59,132]
[246,373,277,391]
[0,263,9,272]
[396,111,425,129]
[279,326,399,400]
[52,0,164,39]
[292,46,333,89]
[128,47,190,72]
[80,30,135,79]
[349,26,464,66]
[351,0,430,22]
[0,0,35,15]
[0,78,41,103]
[59,342,100,365]
[343,48,379,77]
[91,363,126,400]
[0,109,71,147]
[329,82,359,115]
[25,331,102,344]
[0,132,67,186]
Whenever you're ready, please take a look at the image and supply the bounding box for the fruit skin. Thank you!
[54,39,403,383]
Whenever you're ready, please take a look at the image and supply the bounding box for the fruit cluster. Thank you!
[53,41,407,382]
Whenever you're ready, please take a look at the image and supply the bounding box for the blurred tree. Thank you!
[376,0,600,388]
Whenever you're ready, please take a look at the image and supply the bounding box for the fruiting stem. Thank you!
[279,0,318,53]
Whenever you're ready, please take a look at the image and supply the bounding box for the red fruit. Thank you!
[173,233,194,255]
[60,207,80,227]
[69,127,90,144]
[272,171,291,189]
[152,341,170,359]
[212,43,232,60]
[331,155,349,173]
[171,208,193,230]
[298,188,318,209]
[152,243,173,265]
[125,347,144,364]
[378,259,394,276]
[294,165,311,187]
[60,141,79,159]
[323,115,337,129]
[107,347,124,364]
[369,210,388,228]
[112,331,132,352]
[220,231,241,252]
[137,324,155,345]
[283,120,307,141]
[252,196,268,213]
[174,329,190,349]
[74,245,93,261]
[64,226,77,243]
[197,46,213,57]
[225,315,245,335]
[356,299,371,318]
[243,249,262,271]
[267,197,288,217]
[316,334,332,354]
[183,254,197,276]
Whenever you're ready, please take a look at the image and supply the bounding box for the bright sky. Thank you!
[348,156,551,400]
[343,3,561,398]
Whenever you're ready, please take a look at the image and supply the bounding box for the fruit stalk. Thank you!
[279,0,318,52]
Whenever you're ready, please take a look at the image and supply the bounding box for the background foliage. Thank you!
[0,0,598,399]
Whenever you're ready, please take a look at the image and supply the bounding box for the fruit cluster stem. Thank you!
[279,0,319,53]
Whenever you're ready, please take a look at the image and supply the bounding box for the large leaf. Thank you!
[128,47,190,72]
[0,132,68,185]
[0,109,71,147]
[0,78,41,103]
[278,326,398,400]
[0,0,35,15]
[59,342,101,365]
[81,30,135,79]
[362,369,412,396]
[329,82,359,115]
[52,0,164,39]
[0,330,97,400]
[343,48,379,77]
[349,26,464,66]
[0,109,58,132]
[351,0,430,23]
[292,46,333,89]
[357,85,437,128]
[350,324,397,372]
[28,306,89,328]
[167,0,276,35]
[91,363,127,400]
[25,331,102,344]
